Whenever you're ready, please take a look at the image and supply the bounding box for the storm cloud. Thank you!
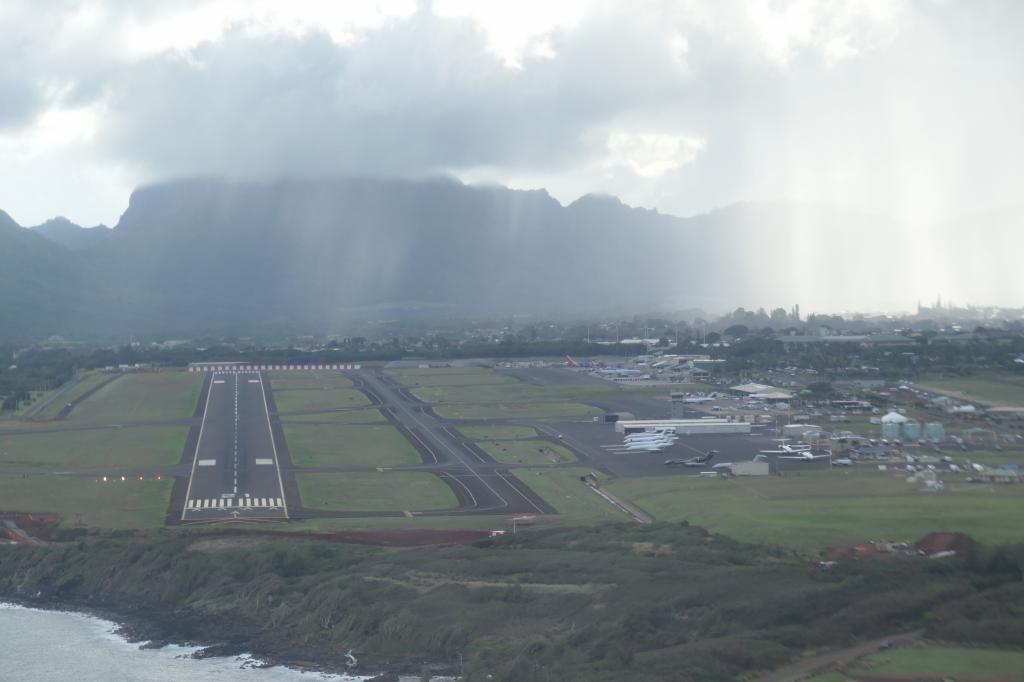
[0,1,1022,309]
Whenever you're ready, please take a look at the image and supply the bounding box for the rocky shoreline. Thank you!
[0,592,455,681]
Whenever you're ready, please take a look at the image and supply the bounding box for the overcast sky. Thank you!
[1,0,1022,234]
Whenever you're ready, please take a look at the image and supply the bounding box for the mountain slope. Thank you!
[32,217,112,251]
[77,177,690,334]
[4,176,1017,340]
[0,211,88,341]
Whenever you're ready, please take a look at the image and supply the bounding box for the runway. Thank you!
[180,372,288,521]
[350,371,554,516]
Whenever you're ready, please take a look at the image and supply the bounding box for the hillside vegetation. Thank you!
[1,523,1022,680]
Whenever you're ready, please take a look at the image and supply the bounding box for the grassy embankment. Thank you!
[1,523,1022,681]
[607,469,1024,551]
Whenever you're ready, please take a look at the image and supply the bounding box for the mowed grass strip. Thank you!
[848,645,1024,681]
[919,372,1024,407]
[267,371,354,390]
[0,473,173,529]
[514,467,630,522]
[0,426,189,469]
[272,387,371,413]
[434,402,601,421]
[280,408,387,425]
[607,469,1024,550]
[296,472,457,512]
[284,423,422,468]
[34,372,113,420]
[411,382,601,404]
[385,368,500,387]
[69,372,203,423]
[457,425,538,440]
[479,440,576,466]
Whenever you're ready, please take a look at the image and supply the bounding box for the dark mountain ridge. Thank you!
[6,175,1010,341]
[31,217,112,251]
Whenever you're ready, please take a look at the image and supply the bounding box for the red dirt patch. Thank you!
[915,532,978,556]
[0,512,61,545]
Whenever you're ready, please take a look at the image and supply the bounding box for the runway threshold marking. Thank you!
[187,497,283,509]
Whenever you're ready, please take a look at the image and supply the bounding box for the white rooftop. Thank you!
[731,382,775,394]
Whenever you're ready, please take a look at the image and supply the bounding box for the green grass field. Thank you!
[267,371,354,390]
[271,387,371,413]
[0,473,172,528]
[68,372,202,423]
[478,440,576,466]
[296,471,457,512]
[514,467,630,522]
[808,645,1024,681]
[0,425,189,469]
[410,382,611,404]
[433,401,602,421]
[386,368,518,387]
[456,425,538,440]
[284,423,422,468]
[919,372,1024,407]
[32,372,114,421]
[607,469,1024,550]
[279,407,387,425]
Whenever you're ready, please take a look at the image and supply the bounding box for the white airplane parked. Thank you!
[758,441,813,456]
[625,439,673,451]
[625,428,676,437]
[778,451,831,461]
[624,432,677,443]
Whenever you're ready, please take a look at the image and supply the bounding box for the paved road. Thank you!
[350,371,553,516]
[180,371,288,521]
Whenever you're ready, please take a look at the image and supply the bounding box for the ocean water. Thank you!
[0,602,382,682]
